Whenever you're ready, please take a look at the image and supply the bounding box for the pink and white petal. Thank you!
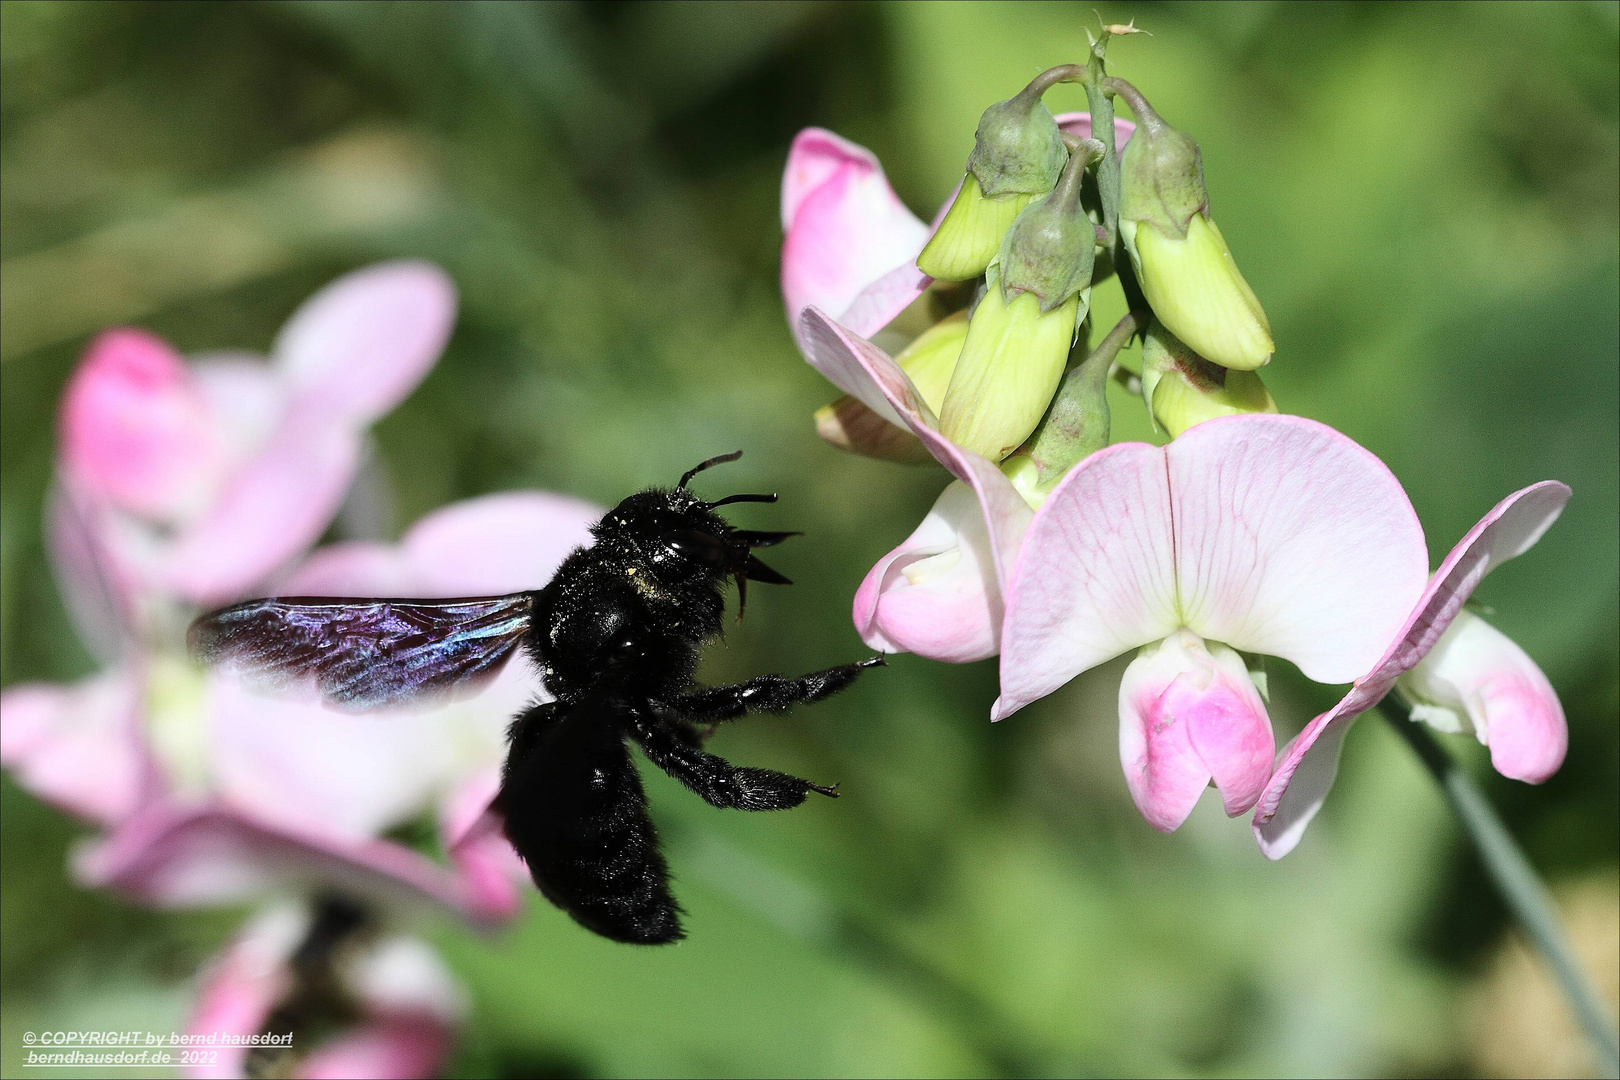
[58,328,219,521]
[854,482,1002,661]
[797,308,1032,585]
[782,130,930,339]
[45,480,141,660]
[1118,645,1212,833]
[838,261,933,342]
[347,933,468,1024]
[207,674,454,841]
[273,261,456,425]
[75,802,508,925]
[995,442,1180,720]
[1405,613,1567,784]
[1252,481,1571,857]
[0,671,149,826]
[1167,415,1429,685]
[161,411,361,607]
[402,491,602,596]
[299,1017,457,1080]
[278,541,411,596]
[1053,113,1137,149]
[439,768,526,921]
[185,904,302,1080]
[189,354,290,470]
[1184,641,1276,817]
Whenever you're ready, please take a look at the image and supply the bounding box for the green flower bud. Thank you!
[917,65,1083,282]
[1141,319,1276,438]
[917,176,1038,283]
[939,268,1081,461]
[811,312,969,463]
[1112,80,1274,370]
[997,137,1103,313]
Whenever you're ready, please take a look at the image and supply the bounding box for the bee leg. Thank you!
[630,715,837,811]
[674,656,886,723]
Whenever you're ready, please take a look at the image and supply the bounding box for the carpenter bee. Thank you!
[189,452,881,944]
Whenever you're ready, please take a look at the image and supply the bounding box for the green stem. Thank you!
[1380,698,1620,1078]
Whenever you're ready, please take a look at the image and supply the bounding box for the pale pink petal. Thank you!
[278,541,410,596]
[274,261,456,425]
[1118,646,1212,833]
[1405,612,1567,783]
[401,491,601,595]
[160,409,361,606]
[853,482,1002,661]
[0,671,149,826]
[299,1018,456,1080]
[189,354,290,469]
[1167,415,1430,684]
[782,130,931,344]
[75,802,508,925]
[58,328,219,520]
[206,673,456,841]
[994,443,1180,720]
[439,769,526,922]
[45,480,139,659]
[1253,481,1571,858]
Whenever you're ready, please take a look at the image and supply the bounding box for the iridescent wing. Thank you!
[189,593,534,711]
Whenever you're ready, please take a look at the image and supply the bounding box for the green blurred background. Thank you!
[2,2,1616,1076]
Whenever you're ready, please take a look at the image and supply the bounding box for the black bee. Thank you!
[189,452,881,944]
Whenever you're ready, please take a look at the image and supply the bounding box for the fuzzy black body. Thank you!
[189,454,879,945]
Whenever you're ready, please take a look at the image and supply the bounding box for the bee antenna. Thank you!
[709,492,778,507]
[679,450,743,490]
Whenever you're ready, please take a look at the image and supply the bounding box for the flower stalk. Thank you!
[1380,697,1620,1079]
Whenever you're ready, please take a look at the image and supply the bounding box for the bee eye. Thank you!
[667,529,734,569]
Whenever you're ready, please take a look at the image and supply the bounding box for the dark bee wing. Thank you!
[497,698,682,944]
[188,593,533,711]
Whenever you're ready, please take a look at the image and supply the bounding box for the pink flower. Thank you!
[184,901,465,1080]
[52,260,457,648]
[3,493,598,924]
[1252,482,1571,858]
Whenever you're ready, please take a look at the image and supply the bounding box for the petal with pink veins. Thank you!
[1167,415,1430,684]
[782,130,931,345]
[1253,481,1571,858]
[995,442,1179,720]
[274,261,457,426]
[0,670,150,826]
[1118,631,1274,831]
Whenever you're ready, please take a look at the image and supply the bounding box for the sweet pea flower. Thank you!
[185,900,466,1080]
[991,413,1432,830]
[3,492,598,924]
[1252,481,1571,858]
[52,260,456,652]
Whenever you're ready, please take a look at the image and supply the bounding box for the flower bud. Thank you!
[1113,81,1273,370]
[1398,610,1567,784]
[812,312,969,462]
[938,269,1080,461]
[1141,320,1276,437]
[917,66,1080,282]
[997,138,1102,314]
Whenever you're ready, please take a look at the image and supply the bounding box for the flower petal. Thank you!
[1053,113,1137,148]
[1253,481,1571,858]
[75,802,509,925]
[0,670,149,826]
[854,481,1002,661]
[440,769,525,922]
[58,328,219,520]
[274,261,456,425]
[782,130,931,343]
[995,443,1179,720]
[185,904,301,1080]
[160,409,361,606]
[1405,612,1567,784]
[45,480,140,660]
[1168,415,1429,684]
[401,491,602,595]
